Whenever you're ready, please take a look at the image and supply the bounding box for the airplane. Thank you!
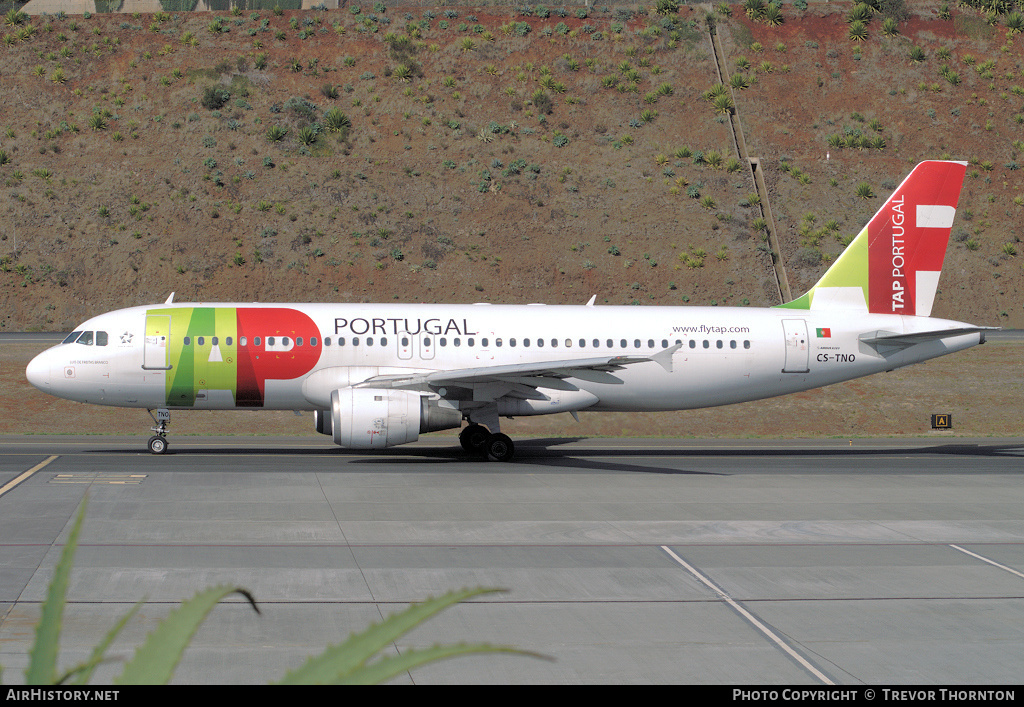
[25,160,993,461]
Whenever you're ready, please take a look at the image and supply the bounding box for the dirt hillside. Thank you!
[0,1,1021,332]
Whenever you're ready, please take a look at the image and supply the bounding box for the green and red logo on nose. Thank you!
[148,306,321,407]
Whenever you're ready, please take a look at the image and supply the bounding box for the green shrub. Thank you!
[201,86,230,110]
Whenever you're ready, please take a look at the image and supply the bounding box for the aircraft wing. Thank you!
[355,345,682,401]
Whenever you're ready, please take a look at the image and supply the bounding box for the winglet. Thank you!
[165,292,175,304]
[585,295,596,307]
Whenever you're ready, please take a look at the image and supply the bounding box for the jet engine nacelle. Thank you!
[327,388,461,449]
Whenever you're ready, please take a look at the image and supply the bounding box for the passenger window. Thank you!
[716,340,723,349]
[401,336,409,346]
[689,340,696,349]
[744,340,751,349]
[647,339,655,348]
[267,337,275,346]
[254,337,261,346]
[240,337,247,347]
[96,331,108,346]
[183,336,190,346]
[551,339,558,348]
[198,337,205,346]
[440,337,447,347]
[454,338,461,347]
[468,338,474,347]
[634,339,641,348]
[324,337,331,346]
[510,338,517,347]
[212,337,218,346]
[282,337,290,346]
[703,340,709,349]
[310,337,318,346]
[496,338,503,347]
[353,337,359,346]
[606,339,613,348]
[481,338,488,347]
[423,337,431,347]
[524,338,531,347]
[730,340,737,349]
[620,339,627,348]
[366,337,373,347]
[338,337,346,346]
[662,339,669,348]
[536,338,543,348]
[296,337,303,346]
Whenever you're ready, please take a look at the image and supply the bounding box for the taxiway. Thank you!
[0,436,1022,684]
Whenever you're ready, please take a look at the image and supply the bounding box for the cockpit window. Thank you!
[63,330,107,346]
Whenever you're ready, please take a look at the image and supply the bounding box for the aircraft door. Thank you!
[782,319,810,373]
[143,315,172,370]
[420,334,435,360]
[397,331,414,360]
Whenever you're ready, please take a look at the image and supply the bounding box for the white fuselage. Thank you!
[26,302,982,415]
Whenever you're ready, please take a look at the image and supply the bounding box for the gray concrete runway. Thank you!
[1,436,1022,684]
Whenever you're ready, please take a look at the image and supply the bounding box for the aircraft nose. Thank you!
[26,352,51,391]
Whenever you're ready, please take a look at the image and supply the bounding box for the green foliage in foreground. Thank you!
[7,499,543,685]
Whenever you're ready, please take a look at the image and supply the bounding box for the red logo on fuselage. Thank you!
[236,308,321,407]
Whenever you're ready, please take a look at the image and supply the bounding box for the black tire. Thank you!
[459,424,490,453]
[148,435,168,454]
[485,433,515,462]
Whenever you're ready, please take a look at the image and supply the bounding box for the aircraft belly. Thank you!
[262,379,313,410]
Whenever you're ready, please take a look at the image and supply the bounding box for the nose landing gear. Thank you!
[147,408,170,454]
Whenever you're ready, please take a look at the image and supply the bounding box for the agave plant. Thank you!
[712,93,735,114]
[296,125,319,146]
[323,108,351,134]
[265,125,288,142]
[762,4,783,26]
[13,499,540,685]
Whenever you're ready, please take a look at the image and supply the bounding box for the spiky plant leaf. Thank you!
[63,600,145,685]
[278,587,509,684]
[114,586,258,685]
[25,499,87,684]
[338,642,542,685]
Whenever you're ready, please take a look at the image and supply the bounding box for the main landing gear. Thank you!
[147,408,170,454]
[459,423,515,462]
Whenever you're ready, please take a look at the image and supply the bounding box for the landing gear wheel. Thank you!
[459,424,491,453]
[148,435,168,455]
[485,433,515,462]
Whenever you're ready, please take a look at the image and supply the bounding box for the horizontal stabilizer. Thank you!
[860,326,998,349]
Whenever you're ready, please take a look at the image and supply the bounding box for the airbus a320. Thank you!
[26,161,991,460]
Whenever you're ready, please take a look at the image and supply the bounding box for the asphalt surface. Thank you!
[0,436,1021,684]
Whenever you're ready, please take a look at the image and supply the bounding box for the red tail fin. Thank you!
[866,160,966,316]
